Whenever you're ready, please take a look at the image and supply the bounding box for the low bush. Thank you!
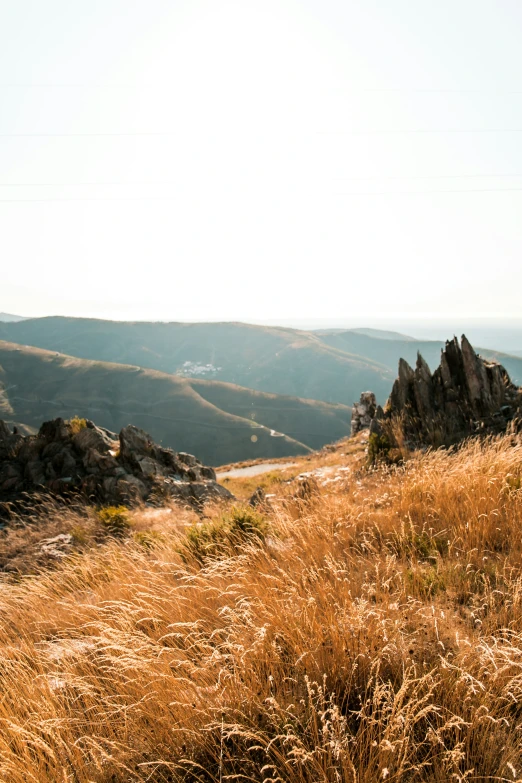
[67,416,87,434]
[96,505,131,537]
[181,504,267,563]
[367,431,391,464]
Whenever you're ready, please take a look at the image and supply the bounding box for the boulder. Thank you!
[72,426,114,455]
[351,391,377,436]
[38,418,70,443]
[248,486,268,508]
[0,418,233,516]
[119,425,155,463]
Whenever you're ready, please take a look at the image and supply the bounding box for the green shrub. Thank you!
[181,505,268,564]
[68,416,87,435]
[368,431,391,464]
[97,506,131,537]
[405,565,446,598]
[69,525,89,545]
[133,530,164,549]
[391,529,448,561]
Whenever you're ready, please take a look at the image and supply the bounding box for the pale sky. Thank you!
[1,0,522,323]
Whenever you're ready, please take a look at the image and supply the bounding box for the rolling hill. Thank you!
[0,317,394,406]
[0,342,354,465]
[0,312,26,323]
[315,329,522,386]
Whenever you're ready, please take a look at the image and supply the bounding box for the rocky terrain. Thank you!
[0,417,232,516]
[352,335,522,447]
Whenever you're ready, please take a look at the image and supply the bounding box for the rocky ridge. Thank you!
[0,418,232,515]
[352,335,522,447]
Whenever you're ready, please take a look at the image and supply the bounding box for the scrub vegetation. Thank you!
[1,432,522,781]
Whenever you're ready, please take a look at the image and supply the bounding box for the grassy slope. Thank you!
[317,329,522,384]
[0,432,522,780]
[345,326,417,341]
[189,378,351,451]
[0,317,394,405]
[0,341,358,465]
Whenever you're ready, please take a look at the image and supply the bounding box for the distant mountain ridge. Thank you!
[0,317,394,405]
[340,327,417,342]
[315,329,522,386]
[0,341,353,465]
[0,313,27,323]
[0,317,520,405]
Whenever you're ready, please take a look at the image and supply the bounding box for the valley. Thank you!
[0,341,353,465]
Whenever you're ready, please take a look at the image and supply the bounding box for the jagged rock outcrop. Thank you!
[0,418,232,515]
[351,391,378,436]
[363,336,522,447]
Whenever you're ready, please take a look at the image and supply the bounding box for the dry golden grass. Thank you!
[1,433,522,781]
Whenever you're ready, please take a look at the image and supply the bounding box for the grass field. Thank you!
[0,431,522,781]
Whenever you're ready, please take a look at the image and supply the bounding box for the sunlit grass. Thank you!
[0,433,522,780]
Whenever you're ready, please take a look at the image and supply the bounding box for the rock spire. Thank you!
[354,335,521,447]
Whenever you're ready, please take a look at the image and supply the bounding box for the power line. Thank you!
[0,181,182,187]
[2,127,522,138]
[1,85,522,94]
[0,196,186,202]
[319,128,522,135]
[334,173,522,181]
[0,173,522,187]
[1,188,522,203]
[0,132,176,138]
[336,187,522,195]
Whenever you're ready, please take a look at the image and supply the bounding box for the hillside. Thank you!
[0,312,26,323]
[1,428,522,780]
[0,342,353,465]
[348,326,417,341]
[316,328,522,385]
[0,317,394,405]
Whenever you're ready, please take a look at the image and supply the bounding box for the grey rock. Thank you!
[0,417,234,514]
[18,439,44,463]
[83,448,119,475]
[0,421,11,440]
[169,480,232,506]
[248,486,267,507]
[72,425,114,455]
[119,425,154,462]
[25,460,46,485]
[52,448,78,477]
[40,533,73,558]
[355,335,522,449]
[177,452,198,467]
[389,358,415,411]
[351,391,377,436]
[199,465,217,481]
[116,475,148,502]
[38,418,69,442]
[136,456,160,479]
